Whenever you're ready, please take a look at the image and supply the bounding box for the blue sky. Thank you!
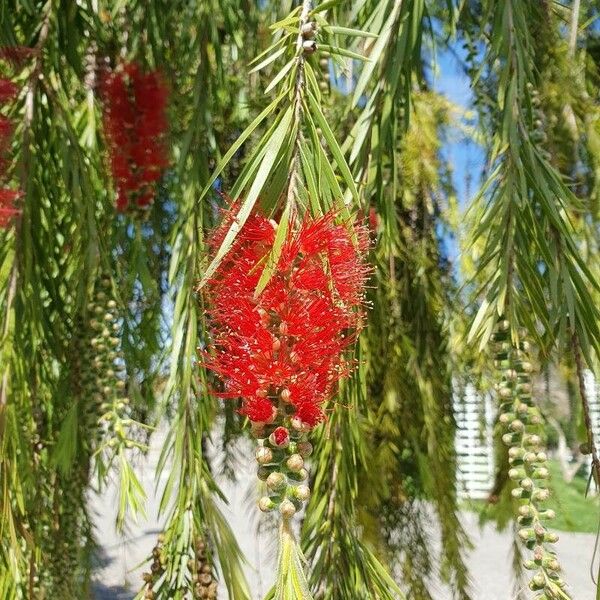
[431,40,486,266]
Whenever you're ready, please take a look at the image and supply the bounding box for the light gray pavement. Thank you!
[91,431,600,600]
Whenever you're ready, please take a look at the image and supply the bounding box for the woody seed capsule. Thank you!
[302,40,317,54]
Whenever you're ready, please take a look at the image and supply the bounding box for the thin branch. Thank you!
[285,0,312,214]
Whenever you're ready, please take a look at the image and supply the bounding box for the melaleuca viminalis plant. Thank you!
[2,1,600,599]
[194,2,403,597]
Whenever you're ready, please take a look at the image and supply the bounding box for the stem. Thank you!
[285,0,312,215]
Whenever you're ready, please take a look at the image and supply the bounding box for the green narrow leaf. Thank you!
[323,25,378,38]
[306,91,359,204]
[198,106,294,288]
[197,92,286,204]
[254,204,290,297]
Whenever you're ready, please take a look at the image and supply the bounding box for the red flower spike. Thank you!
[204,208,369,432]
[100,63,169,213]
[0,73,22,229]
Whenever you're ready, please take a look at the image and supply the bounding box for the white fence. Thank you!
[453,382,495,500]
[584,370,600,448]
[454,370,600,500]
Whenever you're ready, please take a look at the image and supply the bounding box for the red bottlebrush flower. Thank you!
[0,79,18,103]
[101,63,169,213]
[0,189,22,228]
[204,208,369,431]
[0,73,22,229]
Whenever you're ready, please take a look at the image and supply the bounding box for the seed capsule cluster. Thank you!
[84,276,133,446]
[141,534,165,599]
[493,320,568,598]
[301,21,317,55]
[191,538,218,599]
[255,424,312,520]
[142,535,217,599]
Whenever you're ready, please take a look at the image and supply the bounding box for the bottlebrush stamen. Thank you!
[204,209,369,431]
[100,63,168,213]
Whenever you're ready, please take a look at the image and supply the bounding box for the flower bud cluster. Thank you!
[73,274,142,465]
[492,320,568,598]
[82,276,132,442]
[256,425,313,520]
[142,534,217,599]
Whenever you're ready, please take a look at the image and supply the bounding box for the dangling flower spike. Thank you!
[204,203,369,596]
[101,62,169,214]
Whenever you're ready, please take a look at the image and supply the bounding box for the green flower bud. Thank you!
[266,472,287,491]
[518,528,534,541]
[532,467,549,479]
[542,557,560,571]
[258,497,276,512]
[279,499,296,519]
[508,468,525,481]
[521,478,534,491]
[510,419,524,432]
[288,467,308,482]
[286,454,304,472]
[256,446,273,465]
[532,488,550,501]
[294,485,311,502]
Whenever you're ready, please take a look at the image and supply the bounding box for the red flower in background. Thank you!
[204,209,369,430]
[0,189,22,228]
[0,49,25,229]
[101,63,168,212]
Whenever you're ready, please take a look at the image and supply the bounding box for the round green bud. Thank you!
[286,454,304,472]
[256,447,273,465]
[279,499,296,519]
[266,472,286,491]
[258,497,275,512]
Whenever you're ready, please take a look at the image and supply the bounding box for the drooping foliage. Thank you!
[1,1,599,600]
